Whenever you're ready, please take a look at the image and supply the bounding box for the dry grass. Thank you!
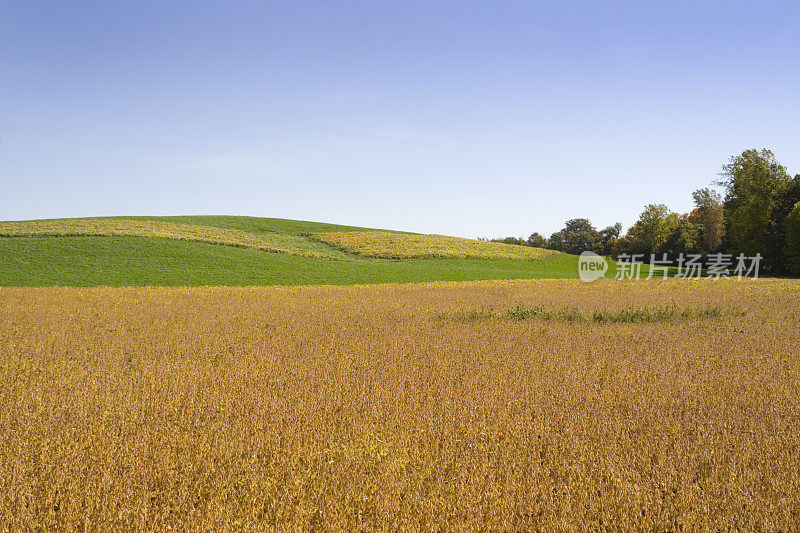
[313,230,556,260]
[0,219,337,258]
[1,279,799,530]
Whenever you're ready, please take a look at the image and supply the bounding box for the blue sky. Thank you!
[1,1,798,238]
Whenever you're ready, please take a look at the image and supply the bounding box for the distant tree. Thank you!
[492,236,526,246]
[548,231,566,252]
[763,174,800,271]
[784,202,800,275]
[598,223,622,256]
[689,188,725,254]
[619,204,678,255]
[557,218,600,255]
[719,149,792,267]
[611,234,632,257]
[663,216,700,255]
[527,232,548,248]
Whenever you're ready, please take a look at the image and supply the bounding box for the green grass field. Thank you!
[0,215,588,286]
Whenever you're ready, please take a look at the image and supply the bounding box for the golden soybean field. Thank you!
[313,231,556,260]
[1,279,799,530]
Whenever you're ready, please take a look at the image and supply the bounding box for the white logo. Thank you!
[578,251,608,282]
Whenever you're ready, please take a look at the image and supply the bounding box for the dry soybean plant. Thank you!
[0,279,799,530]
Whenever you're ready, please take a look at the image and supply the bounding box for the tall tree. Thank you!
[559,218,600,255]
[619,204,677,255]
[765,174,800,271]
[663,216,700,255]
[719,149,792,264]
[689,188,725,254]
[598,223,622,256]
[548,231,566,252]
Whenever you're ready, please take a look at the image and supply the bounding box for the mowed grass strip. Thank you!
[313,230,556,260]
[442,303,745,323]
[0,219,341,259]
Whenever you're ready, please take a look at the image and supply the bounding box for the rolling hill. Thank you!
[0,215,586,286]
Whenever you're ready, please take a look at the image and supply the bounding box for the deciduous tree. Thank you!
[620,204,677,255]
[719,149,791,264]
[690,188,725,254]
[784,202,800,274]
[559,218,600,255]
[527,232,548,248]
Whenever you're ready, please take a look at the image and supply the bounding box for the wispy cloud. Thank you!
[173,148,332,174]
[170,128,458,176]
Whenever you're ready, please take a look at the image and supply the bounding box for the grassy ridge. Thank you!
[0,218,349,259]
[0,236,584,287]
[120,215,413,236]
[313,231,555,260]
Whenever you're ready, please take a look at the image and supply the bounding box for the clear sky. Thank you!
[1,1,798,238]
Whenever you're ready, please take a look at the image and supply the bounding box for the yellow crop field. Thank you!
[0,219,337,258]
[1,279,799,530]
[313,230,556,260]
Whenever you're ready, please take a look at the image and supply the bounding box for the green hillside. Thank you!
[124,215,413,235]
[0,215,587,287]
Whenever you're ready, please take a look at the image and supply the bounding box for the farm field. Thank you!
[0,216,576,286]
[1,278,798,530]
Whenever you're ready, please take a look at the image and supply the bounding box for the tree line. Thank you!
[490,149,800,274]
